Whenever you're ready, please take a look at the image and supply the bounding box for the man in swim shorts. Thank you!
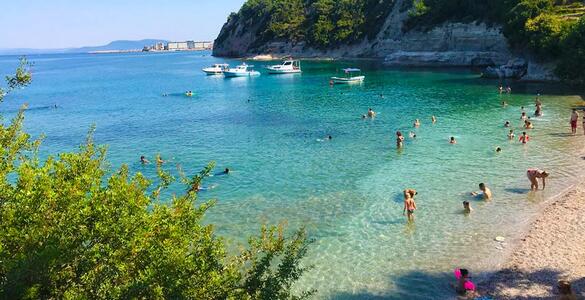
[471,183,492,200]
[571,108,579,134]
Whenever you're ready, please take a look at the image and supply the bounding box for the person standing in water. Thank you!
[449,137,457,144]
[432,116,437,124]
[403,189,417,222]
[396,131,405,148]
[508,129,515,140]
[570,108,579,135]
[527,168,549,190]
[367,108,376,118]
[504,121,511,127]
[414,119,421,127]
[519,132,530,144]
[463,201,473,214]
[471,183,492,200]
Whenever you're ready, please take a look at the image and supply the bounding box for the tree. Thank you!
[0,60,314,299]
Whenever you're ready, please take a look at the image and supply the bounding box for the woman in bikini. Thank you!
[396,131,404,148]
[403,189,417,222]
[527,168,549,190]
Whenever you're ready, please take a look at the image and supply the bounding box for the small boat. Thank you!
[266,60,301,74]
[331,68,365,84]
[223,63,261,77]
[202,63,229,75]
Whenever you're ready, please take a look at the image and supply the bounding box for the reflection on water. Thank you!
[1,51,584,299]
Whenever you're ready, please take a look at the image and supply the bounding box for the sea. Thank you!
[1,51,584,299]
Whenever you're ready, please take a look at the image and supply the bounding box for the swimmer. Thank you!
[327,135,333,140]
[527,168,549,190]
[471,183,492,200]
[498,85,504,94]
[502,101,507,107]
[156,156,165,165]
[496,147,502,153]
[570,108,579,134]
[504,121,511,127]
[508,129,515,140]
[414,119,421,127]
[140,155,150,164]
[521,111,527,120]
[521,106,525,111]
[432,115,437,123]
[403,189,417,222]
[524,120,534,129]
[396,131,405,148]
[409,131,416,139]
[367,108,376,118]
[506,86,512,94]
[449,136,457,144]
[380,94,384,98]
[463,201,473,213]
[215,168,230,176]
[519,131,530,144]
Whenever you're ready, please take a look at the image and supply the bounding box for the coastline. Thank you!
[480,178,585,298]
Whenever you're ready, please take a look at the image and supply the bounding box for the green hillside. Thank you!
[217,0,585,84]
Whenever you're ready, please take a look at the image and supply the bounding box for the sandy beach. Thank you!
[482,183,585,299]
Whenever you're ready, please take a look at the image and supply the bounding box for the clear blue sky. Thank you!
[0,0,246,49]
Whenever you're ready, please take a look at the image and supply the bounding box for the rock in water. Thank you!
[482,59,528,79]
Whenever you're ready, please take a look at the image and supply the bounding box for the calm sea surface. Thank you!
[1,51,584,299]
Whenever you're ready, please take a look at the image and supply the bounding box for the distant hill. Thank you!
[0,39,168,55]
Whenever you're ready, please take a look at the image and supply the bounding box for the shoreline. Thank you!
[479,176,585,298]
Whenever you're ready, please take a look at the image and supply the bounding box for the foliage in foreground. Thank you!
[0,60,314,299]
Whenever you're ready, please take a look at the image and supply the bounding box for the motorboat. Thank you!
[331,68,365,84]
[223,63,261,77]
[266,60,301,74]
[202,63,229,75]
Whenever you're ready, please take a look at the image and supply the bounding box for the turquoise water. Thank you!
[1,52,584,299]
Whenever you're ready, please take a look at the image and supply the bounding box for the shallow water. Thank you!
[1,52,584,299]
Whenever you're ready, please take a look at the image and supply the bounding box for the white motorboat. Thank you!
[202,63,229,75]
[223,63,261,77]
[266,60,301,74]
[331,68,365,84]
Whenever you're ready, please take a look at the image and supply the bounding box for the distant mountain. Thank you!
[0,39,168,55]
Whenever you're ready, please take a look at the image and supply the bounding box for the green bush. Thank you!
[0,60,314,299]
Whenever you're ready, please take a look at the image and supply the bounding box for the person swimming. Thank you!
[432,115,437,123]
[156,156,165,165]
[502,101,507,107]
[521,111,527,120]
[449,137,457,144]
[527,168,549,190]
[519,131,530,144]
[471,183,492,200]
[506,86,512,94]
[414,119,421,127]
[409,131,416,138]
[140,155,150,164]
[508,129,515,140]
[403,189,417,222]
[524,120,534,129]
[463,201,472,213]
[496,147,502,153]
[498,85,504,94]
[396,131,405,148]
[504,121,511,127]
[367,108,376,118]
[215,168,230,176]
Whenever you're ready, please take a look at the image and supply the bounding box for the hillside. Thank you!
[0,39,168,55]
[213,0,585,83]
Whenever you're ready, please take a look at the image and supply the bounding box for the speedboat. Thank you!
[202,63,229,75]
[266,60,301,74]
[223,63,261,77]
[331,68,365,84]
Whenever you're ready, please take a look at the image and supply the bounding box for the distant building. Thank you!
[186,41,196,49]
[167,42,189,51]
[154,42,164,51]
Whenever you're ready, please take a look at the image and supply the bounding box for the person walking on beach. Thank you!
[570,108,579,135]
[527,168,549,190]
[519,132,530,144]
[396,131,404,148]
[471,183,492,200]
[403,189,417,222]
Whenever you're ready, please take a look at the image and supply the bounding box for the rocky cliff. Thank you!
[213,0,555,80]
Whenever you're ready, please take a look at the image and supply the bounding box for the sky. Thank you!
[0,0,246,49]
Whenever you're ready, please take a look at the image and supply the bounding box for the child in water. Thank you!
[463,201,472,214]
[453,268,477,296]
[508,129,515,140]
[414,119,421,127]
[519,132,530,144]
[403,189,417,222]
[449,137,457,144]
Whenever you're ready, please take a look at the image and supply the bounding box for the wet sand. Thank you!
[482,184,585,299]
